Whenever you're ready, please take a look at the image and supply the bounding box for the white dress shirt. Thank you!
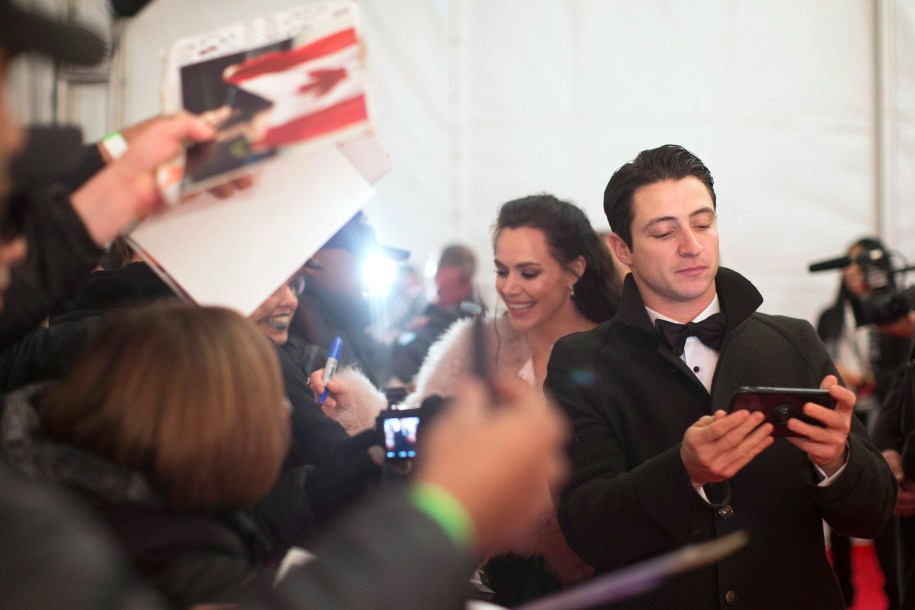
[646,296,721,393]
[645,294,844,492]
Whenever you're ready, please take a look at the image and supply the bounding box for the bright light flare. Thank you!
[362,252,398,297]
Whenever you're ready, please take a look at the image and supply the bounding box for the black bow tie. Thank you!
[655,313,726,355]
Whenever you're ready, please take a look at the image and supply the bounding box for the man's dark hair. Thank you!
[603,144,716,248]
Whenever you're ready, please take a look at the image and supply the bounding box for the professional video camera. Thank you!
[809,246,915,326]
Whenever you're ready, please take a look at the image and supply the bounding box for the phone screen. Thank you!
[381,410,421,459]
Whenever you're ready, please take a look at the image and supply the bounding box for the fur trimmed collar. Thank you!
[411,313,530,403]
[0,383,162,507]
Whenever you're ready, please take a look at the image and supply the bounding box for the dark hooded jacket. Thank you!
[0,383,270,608]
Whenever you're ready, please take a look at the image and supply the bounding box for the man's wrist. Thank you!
[70,168,143,247]
[817,445,850,481]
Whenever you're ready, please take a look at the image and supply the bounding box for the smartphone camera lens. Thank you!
[773,404,793,427]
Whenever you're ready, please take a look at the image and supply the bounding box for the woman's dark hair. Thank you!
[493,194,620,323]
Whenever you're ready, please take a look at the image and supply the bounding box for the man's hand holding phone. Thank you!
[680,409,774,487]
[784,375,854,478]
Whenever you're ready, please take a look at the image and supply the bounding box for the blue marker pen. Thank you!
[317,336,343,405]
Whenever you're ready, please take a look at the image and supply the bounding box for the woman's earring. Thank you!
[569,284,576,300]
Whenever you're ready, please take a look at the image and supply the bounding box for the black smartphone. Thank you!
[470,311,490,383]
[377,407,422,460]
[467,308,499,408]
[729,386,837,437]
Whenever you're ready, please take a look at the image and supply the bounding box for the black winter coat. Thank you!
[0,384,268,608]
[546,268,896,610]
[0,145,108,350]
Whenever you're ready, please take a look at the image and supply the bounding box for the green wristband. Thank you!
[410,482,476,551]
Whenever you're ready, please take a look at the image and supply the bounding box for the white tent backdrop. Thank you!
[118,0,913,324]
[885,1,915,270]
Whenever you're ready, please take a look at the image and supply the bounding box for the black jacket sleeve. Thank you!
[872,340,915,453]
[0,186,102,350]
[1,457,475,610]
[0,460,167,609]
[253,490,478,610]
[277,347,350,469]
[252,430,382,555]
[0,316,103,392]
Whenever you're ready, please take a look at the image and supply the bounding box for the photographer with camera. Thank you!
[814,236,913,608]
[815,238,914,411]
[842,243,915,608]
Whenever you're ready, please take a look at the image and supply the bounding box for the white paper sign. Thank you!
[129,145,374,315]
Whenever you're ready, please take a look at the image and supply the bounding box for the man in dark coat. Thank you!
[545,144,896,610]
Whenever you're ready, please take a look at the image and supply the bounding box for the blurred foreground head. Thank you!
[0,0,106,307]
[0,0,105,194]
[39,302,291,510]
[0,0,105,65]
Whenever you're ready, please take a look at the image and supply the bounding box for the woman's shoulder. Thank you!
[410,318,477,402]
[411,314,530,402]
[426,313,527,370]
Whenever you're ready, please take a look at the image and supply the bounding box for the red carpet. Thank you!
[828,543,888,610]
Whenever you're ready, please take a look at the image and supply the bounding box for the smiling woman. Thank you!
[495,226,584,335]
[309,193,622,605]
[492,195,621,371]
[402,194,623,604]
[249,273,305,346]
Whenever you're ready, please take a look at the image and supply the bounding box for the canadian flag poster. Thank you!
[160,1,373,194]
